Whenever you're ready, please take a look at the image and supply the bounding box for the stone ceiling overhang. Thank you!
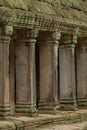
[0,0,87,35]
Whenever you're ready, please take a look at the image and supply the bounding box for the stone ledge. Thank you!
[0,121,15,130]
[1,109,87,130]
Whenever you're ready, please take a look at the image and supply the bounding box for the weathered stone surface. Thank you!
[39,40,53,106]
[76,38,87,107]
[9,42,15,115]
[15,39,37,115]
[15,29,38,116]
[0,0,87,28]
[59,35,77,109]
[0,26,13,119]
[15,42,30,103]
[38,32,59,112]
[0,0,86,13]
[0,110,87,130]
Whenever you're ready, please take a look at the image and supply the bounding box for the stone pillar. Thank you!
[38,31,60,113]
[0,25,13,119]
[76,38,87,107]
[59,34,77,110]
[26,29,39,116]
[52,32,61,108]
[15,29,38,116]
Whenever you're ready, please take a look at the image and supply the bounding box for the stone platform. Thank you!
[38,122,87,130]
[1,109,87,130]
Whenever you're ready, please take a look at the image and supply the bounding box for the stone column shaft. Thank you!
[27,39,37,113]
[52,32,60,106]
[0,25,13,119]
[59,35,77,110]
[76,38,87,107]
[27,29,39,116]
[52,43,59,103]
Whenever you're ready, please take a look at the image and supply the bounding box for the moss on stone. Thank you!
[0,0,86,22]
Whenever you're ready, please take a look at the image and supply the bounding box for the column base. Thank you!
[38,101,60,114]
[15,104,38,117]
[60,99,77,111]
[0,106,10,120]
[77,98,87,108]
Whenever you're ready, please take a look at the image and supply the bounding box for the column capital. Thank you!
[52,31,61,45]
[0,25,13,44]
[26,28,39,46]
[30,28,39,39]
[73,27,79,36]
[52,31,61,40]
[2,25,13,36]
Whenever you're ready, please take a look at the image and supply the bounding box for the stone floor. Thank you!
[1,109,87,129]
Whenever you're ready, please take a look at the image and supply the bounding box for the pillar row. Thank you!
[59,34,77,110]
[15,29,39,116]
[0,25,13,119]
[76,38,87,107]
[38,31,60,113]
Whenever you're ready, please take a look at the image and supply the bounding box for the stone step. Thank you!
[38,122,87,130]
[1,109,87,130]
